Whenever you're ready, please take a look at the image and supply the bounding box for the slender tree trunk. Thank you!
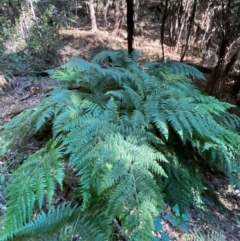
[168,1,183,48]
[89,0,97,33]
[29,0,36,19]
[160,0,169,60]
[169,15,174,46]
[112,0,121,36]
[126,0,134,54]
[103,0,112,28]
[199,2,211,49]
[175,0,189,53]
[133,0,139,21]
[180,0,197,62]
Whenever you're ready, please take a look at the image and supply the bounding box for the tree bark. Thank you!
[175,0,189,52]
[206,41,227,94]
[133,0,139,21]
[160,0,169,60]
[232,76,240,100]
[126,0,134,54]
[168,1,183,47]
[88,0,97,33]
[223,45,240,77]
[180,0,197,62]
[112,0,121,36]
[103,0,112,28]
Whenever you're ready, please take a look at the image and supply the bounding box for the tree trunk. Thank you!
[103,0,112,28]
[112,0,121,36]
[199,3,211,49]
[29,0,36,19]
[180,0,197,62]
[232,76,240,100]
[175,0,189,53]
[133,0,139,21]
[223,45,240,77]
[126,0,134,54]
[160,0,169,60]
[206,41,227,94]
[89,0,97,33]
[168,1,183,47]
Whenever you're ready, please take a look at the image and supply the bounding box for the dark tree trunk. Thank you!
[126,0,134,54]
[180,0,197,62]
[232,77,240,101]
[160,0,168,60]
[206,41,227,94]
[223,45,240,77]
[205,0,240,95]
[168,1,184,47]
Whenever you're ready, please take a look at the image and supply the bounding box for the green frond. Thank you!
[183,230,226,241]
[59,57,93,72]
[91,50,121,64]
[1,140,64,240]
[143,61,205,80]
[11,203,80,239]
[165,61,205,80]
[0,108,39,156]
[123,85,143,109]
[1,50,240,240]
[164,160,193,212]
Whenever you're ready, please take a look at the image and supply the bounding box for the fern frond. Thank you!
[183,230,226,241]
[12,203,79,239]
[1,50,240,240]
[1,140,64,240]
[91,50,121,64]
[0,108,38,156]
[165,61,205,79]
[164,159,193,212]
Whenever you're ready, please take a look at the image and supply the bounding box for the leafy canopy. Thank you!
[0,50,239,240]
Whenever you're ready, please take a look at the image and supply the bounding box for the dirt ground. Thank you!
[0,28,240,240]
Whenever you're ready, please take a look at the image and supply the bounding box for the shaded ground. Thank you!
[0,28,240,240]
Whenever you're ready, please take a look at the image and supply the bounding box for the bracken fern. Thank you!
[0,50,239,240]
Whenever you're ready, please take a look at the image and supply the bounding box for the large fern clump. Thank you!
[0,50,239,240]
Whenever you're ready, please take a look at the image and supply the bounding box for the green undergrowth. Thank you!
[0,50,239,240]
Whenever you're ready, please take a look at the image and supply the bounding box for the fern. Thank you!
[0,50,240,240]
[183,230,226,241]
[0,140,64,240]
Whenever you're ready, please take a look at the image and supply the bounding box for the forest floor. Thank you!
[0,27,240,240]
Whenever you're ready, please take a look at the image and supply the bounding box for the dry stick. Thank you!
[113,219,129,241]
